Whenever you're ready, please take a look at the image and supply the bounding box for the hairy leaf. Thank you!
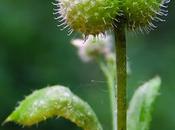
[4,85,102,130]
[127,76,161,130]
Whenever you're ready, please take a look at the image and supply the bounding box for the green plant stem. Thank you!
[99,62,117,130]
[114,22,127,130]
[108,75,117,130]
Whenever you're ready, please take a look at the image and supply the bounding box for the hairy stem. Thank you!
[108,76,117,130]
[99,62,117,130]
[114,22,127,130]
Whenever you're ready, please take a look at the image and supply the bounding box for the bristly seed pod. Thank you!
[53,0,120,36]
[53,0,170,36]
[124,0,170,32]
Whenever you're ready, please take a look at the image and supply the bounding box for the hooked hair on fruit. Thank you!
[52,0,170,36]
[52,0,120,36]
[124,0,170,33]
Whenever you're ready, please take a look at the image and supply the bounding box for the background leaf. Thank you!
[127,76,161,130]
[4,85,102,130]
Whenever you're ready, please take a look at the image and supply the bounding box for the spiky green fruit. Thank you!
[53,0,120,35]
[124,0,170,32]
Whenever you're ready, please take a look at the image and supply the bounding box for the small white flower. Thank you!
[71,35,114,62]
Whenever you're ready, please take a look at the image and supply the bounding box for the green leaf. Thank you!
[127,76,161,130]
[4,85,102,130]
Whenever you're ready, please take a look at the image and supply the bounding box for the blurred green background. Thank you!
[0,1,174,130]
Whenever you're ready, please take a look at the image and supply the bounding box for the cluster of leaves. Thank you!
[4,77,161,130]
